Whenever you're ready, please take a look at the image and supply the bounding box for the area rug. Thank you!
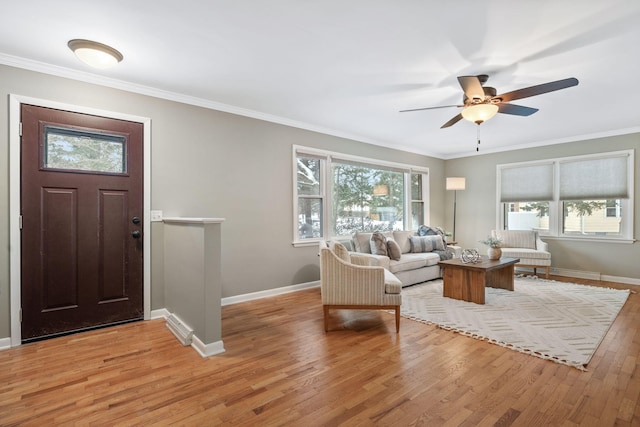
[401,276,630,370]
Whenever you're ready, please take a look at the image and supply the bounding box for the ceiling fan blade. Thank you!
[441,113,463,128]
[498,103,539,116]
[457,76,485,101]
[399,104,461,113]
[497,77,579,103]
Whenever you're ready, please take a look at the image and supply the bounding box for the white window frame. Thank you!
[293,145,430,247]
[497,149,635,243]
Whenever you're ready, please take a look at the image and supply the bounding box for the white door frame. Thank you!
[9,94,152,347]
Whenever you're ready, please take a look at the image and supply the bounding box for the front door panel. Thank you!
[20,104,144,342]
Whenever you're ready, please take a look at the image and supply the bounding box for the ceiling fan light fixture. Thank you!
[68,39,123,69]
[461,104,499,124]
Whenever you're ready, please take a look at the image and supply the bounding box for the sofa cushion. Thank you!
[388,252,440,274]
[409,235,445,253]
[352,232,371,253]
[494,230,536,249]
[386,239,402,261]
[392,230,415,254]
[500,247,551,260]
[383,269,402,294]
[370,232,388,256]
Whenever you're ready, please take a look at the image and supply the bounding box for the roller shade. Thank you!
[559,154,629,200]
[500,163,554,202]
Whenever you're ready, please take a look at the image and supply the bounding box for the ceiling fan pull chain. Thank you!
[476,123,481,152]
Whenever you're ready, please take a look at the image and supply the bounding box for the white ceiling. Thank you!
[2,0,639,159]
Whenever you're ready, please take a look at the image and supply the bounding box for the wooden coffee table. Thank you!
[438,257,520,304]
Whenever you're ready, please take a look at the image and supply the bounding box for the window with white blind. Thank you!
[293,145,429,246]
[497,150,634,241]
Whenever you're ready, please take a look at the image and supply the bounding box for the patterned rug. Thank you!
[401,276,630,370]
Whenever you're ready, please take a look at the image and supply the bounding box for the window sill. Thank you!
[542,236,636,244]
[292,239,322,248]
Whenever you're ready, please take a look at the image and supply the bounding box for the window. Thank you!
[44,126,126,174]
[411,173,424,230]
[331,162,405,235]
[293,146,429,245]
[498,150,634,242]
[503,202,550,233]
[606,200,620,218]
[296,156,324,239]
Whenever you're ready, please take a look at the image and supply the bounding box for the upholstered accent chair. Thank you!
[491,230,551,278]
[319,240,402,332]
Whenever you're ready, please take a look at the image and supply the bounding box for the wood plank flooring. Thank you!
[0,275,639,426]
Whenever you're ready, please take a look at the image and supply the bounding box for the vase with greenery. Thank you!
[479,236,502,260]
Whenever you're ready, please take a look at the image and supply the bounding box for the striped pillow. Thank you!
[409,235,445,253]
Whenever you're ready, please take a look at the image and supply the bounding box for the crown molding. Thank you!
[0,53,443,158]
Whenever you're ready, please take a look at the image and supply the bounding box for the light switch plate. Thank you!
[150,210,163,222]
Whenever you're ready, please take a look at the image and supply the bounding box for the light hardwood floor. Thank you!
[0,275,638,426]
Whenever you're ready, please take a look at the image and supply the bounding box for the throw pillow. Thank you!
[409,235,445,253]
[369,232,388,256]
[331,241,351,263]
[386,239,402,261]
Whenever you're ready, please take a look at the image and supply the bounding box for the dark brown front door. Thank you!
[20,104,144,342]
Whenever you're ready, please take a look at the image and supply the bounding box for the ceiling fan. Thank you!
[400,75,579,128]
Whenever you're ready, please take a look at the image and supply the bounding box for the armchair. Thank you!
[491,230,551,278]
[319,240,402,332]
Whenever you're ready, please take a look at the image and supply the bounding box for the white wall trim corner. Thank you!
[191,335,225,358]
[8,94,152,346]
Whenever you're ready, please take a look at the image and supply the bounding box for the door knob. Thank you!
[131,230,141,239]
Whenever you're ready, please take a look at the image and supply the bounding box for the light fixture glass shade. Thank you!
[68,39,123,69]
[446,177,466,191]
[461,104,499,124]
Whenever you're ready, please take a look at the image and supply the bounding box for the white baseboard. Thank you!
[221,280,320,306]
[151,308,170,320]
[600,274,640,286]
[0,337,11,350]
[191,335,225,358]
[549,267,602,281]
[517,266,640,286]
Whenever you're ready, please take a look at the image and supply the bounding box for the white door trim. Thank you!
[9,94,152,347]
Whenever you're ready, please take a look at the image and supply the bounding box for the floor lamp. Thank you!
[446,177,466,242]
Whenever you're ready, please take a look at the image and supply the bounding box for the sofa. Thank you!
[349,229,461,287]
[491,229,551,278]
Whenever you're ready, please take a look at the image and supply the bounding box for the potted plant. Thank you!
[479,236,502,260]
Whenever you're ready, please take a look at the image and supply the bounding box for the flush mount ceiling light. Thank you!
[461,103,499,124]
[68,39,123,69]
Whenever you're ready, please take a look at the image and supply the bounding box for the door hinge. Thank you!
[19,215,23,230]
[19,122,23,137]
[19,308,22,323]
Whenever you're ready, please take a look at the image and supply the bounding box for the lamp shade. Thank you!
[373,184,389,196]
[446,177,466,191]
[461,104,499,124]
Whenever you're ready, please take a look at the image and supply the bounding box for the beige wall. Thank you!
[0,64,444,338]
[444,133,640,279]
